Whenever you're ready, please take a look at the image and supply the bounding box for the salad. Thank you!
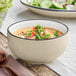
[0,0,13,27]
[28,0,76,10]
[0,0,13,13]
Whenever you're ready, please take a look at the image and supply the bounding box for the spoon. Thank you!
[0,48,18,76]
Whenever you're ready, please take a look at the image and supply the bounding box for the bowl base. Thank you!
[22,59,52,64]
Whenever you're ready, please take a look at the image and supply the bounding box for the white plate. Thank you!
[20,0,76,18]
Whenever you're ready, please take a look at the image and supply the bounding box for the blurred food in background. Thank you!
[0,0,13,27]
[28,0,76,10]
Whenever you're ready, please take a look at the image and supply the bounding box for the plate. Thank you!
[20,0,76,18]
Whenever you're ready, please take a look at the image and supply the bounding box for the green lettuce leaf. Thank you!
[0,0,13,13]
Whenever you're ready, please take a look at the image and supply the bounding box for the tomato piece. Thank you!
[44,28,46,30]
[26,36,34,39]
[42,32,45,36]
[32,32,35,36]
[33,26,37,30]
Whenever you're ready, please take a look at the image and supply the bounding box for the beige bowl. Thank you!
[7,20,69,64]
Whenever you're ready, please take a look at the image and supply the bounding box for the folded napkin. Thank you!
[0,55,34,76]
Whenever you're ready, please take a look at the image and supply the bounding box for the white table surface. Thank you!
[1,0,76,76]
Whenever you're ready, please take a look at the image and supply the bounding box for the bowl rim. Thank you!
[7,19,69,41]
[20,0,76,12]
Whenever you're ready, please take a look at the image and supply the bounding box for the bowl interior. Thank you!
[8,20,68,36]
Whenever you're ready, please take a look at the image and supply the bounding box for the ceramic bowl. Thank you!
[7,20,69,64]
[20,0,76,18]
